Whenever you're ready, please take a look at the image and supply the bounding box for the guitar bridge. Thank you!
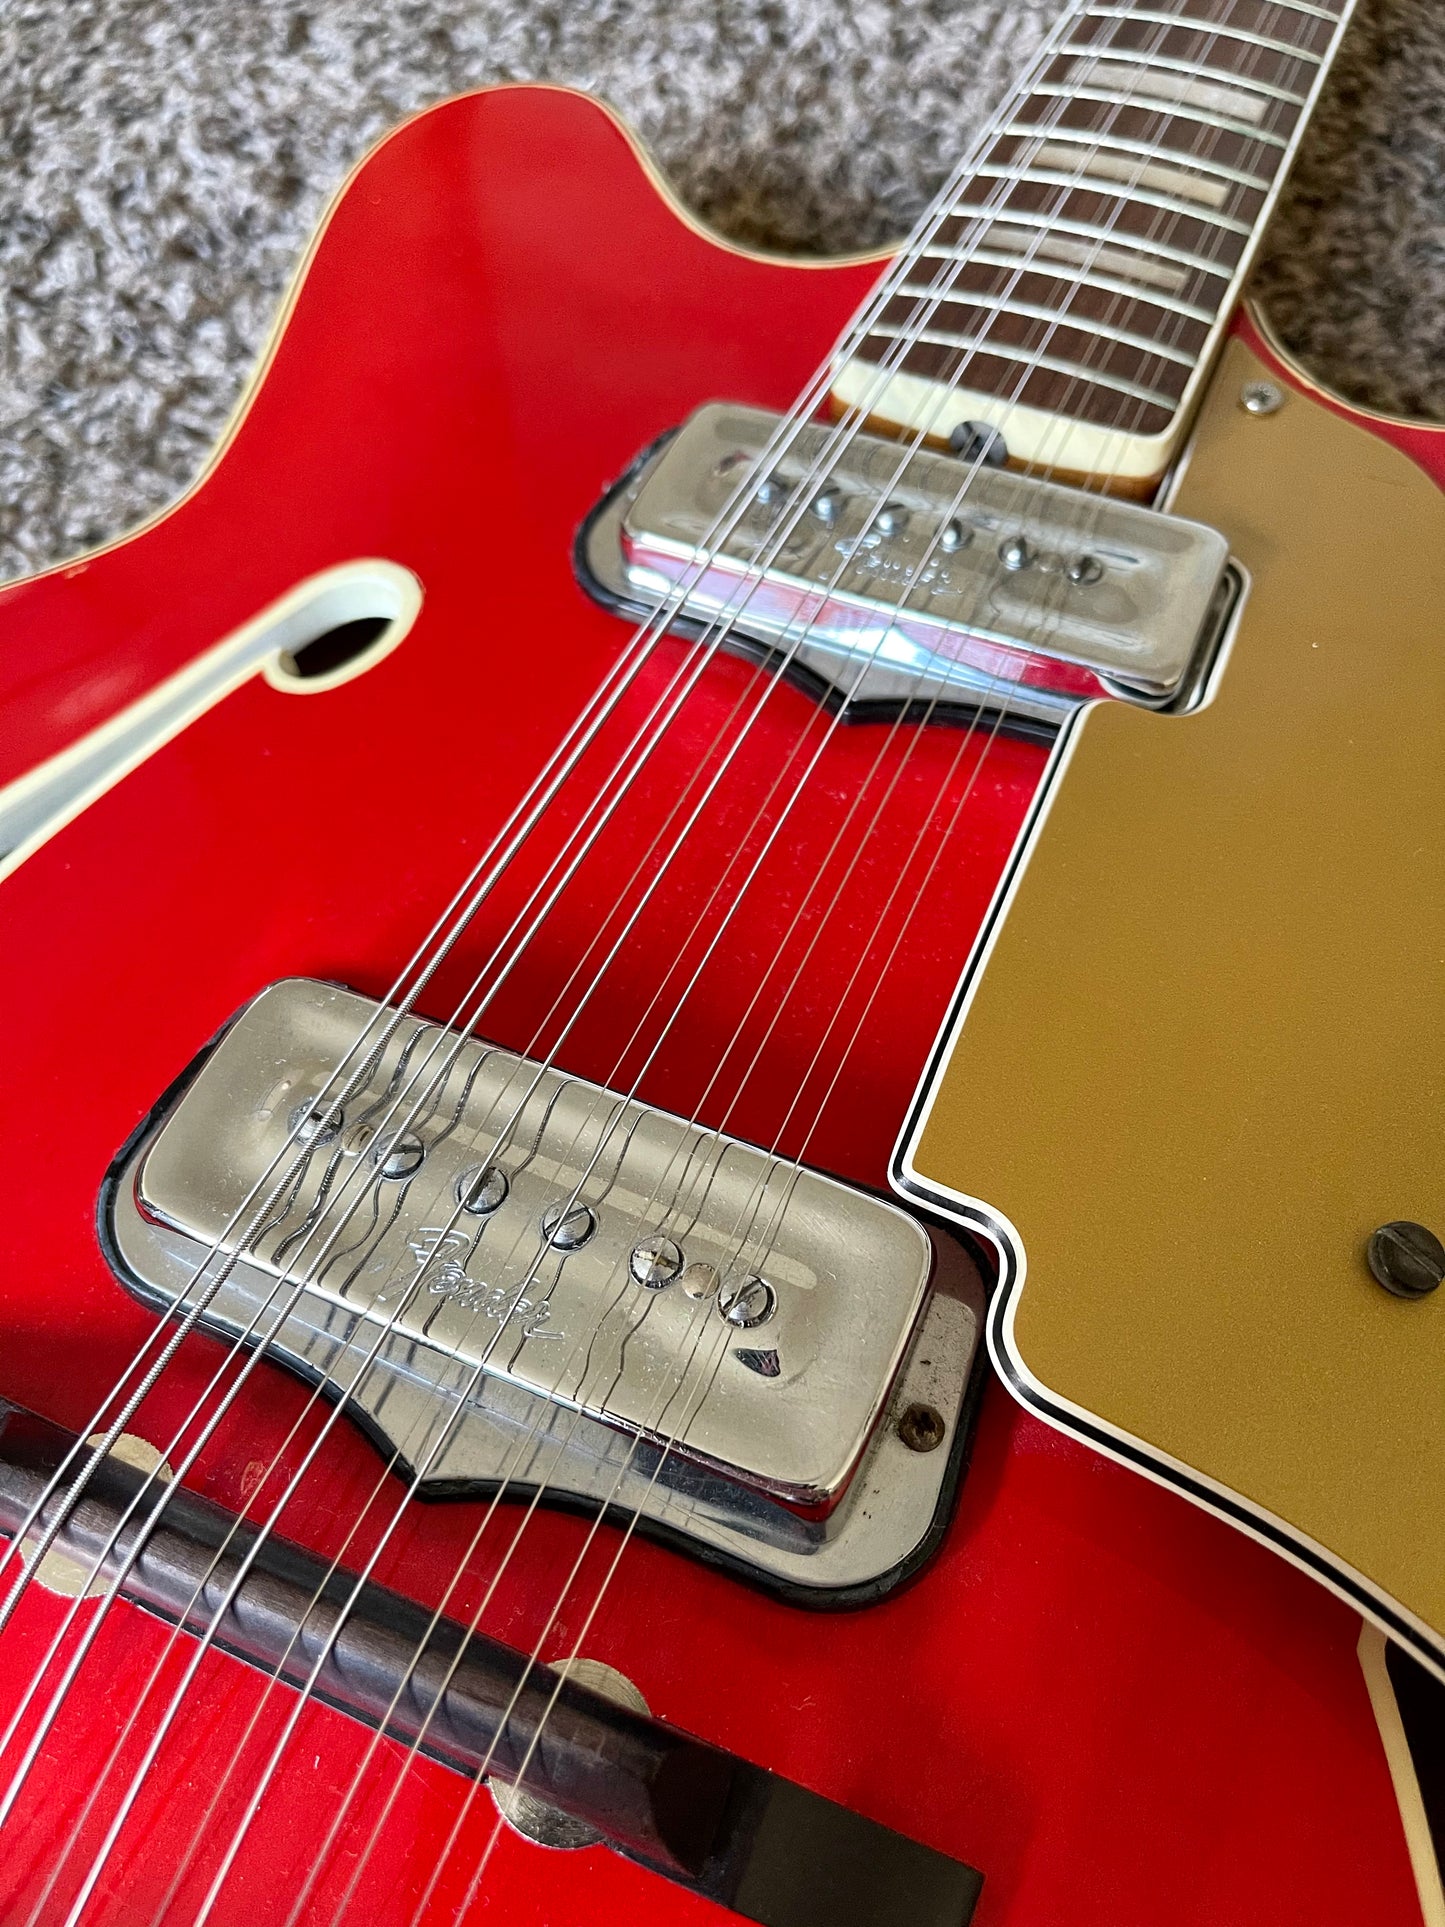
[578,402,1242,734]
[105,980,985,1602]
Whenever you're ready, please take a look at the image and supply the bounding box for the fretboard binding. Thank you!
[972,162,1254,234]
[862,324,1181,409]
[1000,123,1274,190]
[1062,48,1309,105]
[1027,83,1291,146]
[889,284,1200,364]
[947,205,1235,279]
[1081,9,1322,62]
[914,245,1217,324]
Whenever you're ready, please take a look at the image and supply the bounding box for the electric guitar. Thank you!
[1,2,1441,1923]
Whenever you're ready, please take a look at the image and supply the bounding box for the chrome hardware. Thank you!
[580,403,1241,732]
[542,1201,597,1251]
[680,1261,720,1301]
[629,1235,684,1290]
[293,1102,343,1145]
[1240,379,1285,416]
[457,1163,508,1215]
[720,1277,776,1330]
[107,986,986,1597]
[947,419,1009,467]
[121,980,937,1515]
[1068,554,1104,586]
[811,484,844,524]
[375,1130,425,1180]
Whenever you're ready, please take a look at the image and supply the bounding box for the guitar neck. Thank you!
[830,0,1356,491]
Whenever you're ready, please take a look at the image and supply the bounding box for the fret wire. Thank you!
[914,244,1219,323]
[1238,0,1341,17]
[997,122,1274,188]
[861,324,1182,409]
[889,284,1200,363]
[1026,83,1292,145]
[972,161,1255,234]
[945,203,1237,277]
[1081,7,1324,61]
[1059,46,1309,103]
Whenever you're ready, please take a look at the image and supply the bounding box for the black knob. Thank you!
[1366,1221,1445,1299]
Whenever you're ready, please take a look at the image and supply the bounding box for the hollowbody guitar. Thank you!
[0,54,1436,1927]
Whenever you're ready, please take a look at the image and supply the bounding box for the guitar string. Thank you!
[0,2,1083,1749]
[0,41,1038,1634]
[70,11,1302,1896]
[0,7,1117,1896]
[409,180,1280,1927]
[45,3,1287,1911]
[138,18,1287,1911]
[353,17,1302,1917]
[2,0,1302,1911]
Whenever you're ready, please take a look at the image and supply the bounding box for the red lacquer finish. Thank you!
[0,88,1431,1927]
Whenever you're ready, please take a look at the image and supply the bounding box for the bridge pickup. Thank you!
[579,402,1240,733]
[123,981,937,1518]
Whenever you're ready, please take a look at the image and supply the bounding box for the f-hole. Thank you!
[278,615,394,683]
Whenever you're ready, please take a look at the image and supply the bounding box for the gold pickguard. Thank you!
[905,333,1445,1665]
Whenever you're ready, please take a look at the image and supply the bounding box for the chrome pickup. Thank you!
[122,981,937,1517]
[579,402,1241,733]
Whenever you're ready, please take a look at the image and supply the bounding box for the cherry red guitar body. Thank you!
[0,86,1429,1927]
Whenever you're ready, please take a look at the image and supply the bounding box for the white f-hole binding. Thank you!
[0,559,422,880]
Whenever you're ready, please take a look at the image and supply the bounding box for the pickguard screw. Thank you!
[898,1403,946,1453]
[457,1164,508,1215]
[998,534,1035,572]
[630,1235,684,1289]
[1366,1221,1444,1299]
[1240,380,1284,416]
[720,1277,776,1329]
[542,1201,596,1251]
[374,1131,425,1180]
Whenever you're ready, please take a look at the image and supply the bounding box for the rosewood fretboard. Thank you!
[830,0,1355,486]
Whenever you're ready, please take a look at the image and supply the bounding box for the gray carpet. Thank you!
[2,0,1442,585]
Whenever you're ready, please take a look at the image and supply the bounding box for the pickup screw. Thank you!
[999,534,1035,571]
[1240,380,1284,416]
[374,1131,425,1180]
[875,499,910,537]
[1367,1221,1444,1299]
[948,420,1009,467]
[939,517,970,553]
[294,1103,344,1145]
[1068,554,1104,586]
[457,1164,508,1215]
[630,1235,684,1289]
[680,1261,720,1301]
[542,1201,596,1251]
[720,1277,776,1329]
[811,485,844,523]
[898,1402,946,1452]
